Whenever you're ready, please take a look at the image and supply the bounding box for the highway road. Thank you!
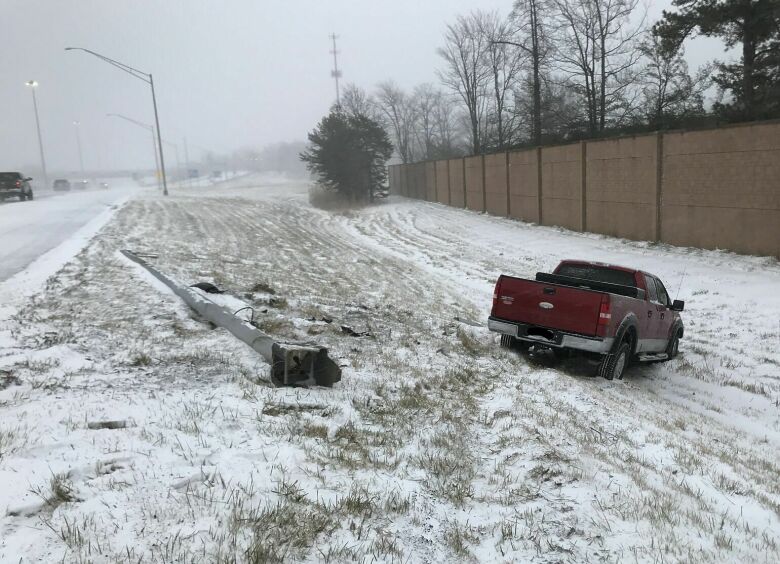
[0,184,137,283]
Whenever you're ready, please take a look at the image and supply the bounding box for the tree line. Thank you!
[343,0,780,162]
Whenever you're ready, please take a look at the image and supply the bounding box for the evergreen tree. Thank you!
[300,110,393,202]
[655,0,780,121]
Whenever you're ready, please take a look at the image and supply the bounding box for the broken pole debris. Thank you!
[120,250,341,387]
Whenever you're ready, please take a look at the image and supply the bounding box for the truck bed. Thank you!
[492,274,606,337]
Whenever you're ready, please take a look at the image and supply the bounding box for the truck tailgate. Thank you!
[493,276,603,336]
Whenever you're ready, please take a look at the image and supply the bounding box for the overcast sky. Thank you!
[2,0,725,175]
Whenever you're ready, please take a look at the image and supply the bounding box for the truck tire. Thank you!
[598,341,630,380]
[552,348,571,361]
[665,332,680,360]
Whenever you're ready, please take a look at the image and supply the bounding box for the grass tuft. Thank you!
[129,351,152,366]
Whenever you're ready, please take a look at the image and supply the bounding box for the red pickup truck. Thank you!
[488,260,685,380]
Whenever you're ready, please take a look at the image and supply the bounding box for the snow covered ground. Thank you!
[0,175,778,562]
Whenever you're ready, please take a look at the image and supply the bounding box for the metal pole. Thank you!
[74,121,85,178]
[150,74,168,196]
[121,250,342,387]
[152,133,162,190]
[64,49,171,195]
[330,33,341,107]
[29,86,49,188]
[183,137,191,187]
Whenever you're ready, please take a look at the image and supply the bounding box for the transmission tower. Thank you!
[329,33,342,107]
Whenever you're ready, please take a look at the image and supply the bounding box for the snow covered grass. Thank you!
[0,176,779,562]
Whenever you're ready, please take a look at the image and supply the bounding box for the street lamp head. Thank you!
[25,80,38,88]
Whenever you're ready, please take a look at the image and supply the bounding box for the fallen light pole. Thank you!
[120,250,341,387]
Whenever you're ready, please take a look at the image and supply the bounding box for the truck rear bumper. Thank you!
[488,316,613,354]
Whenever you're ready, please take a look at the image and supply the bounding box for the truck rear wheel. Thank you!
[598,341,630,380]
[665,333,680,360]
[552,348,571,361]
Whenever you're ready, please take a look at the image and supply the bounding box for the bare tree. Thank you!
[412,83,439,160]
[638,32,711,129]
[432,91,461,157]
[375,81,418,163]
[505,0,556,145]
[553,0,646,134]
[341,83,380,120]
[515,71,586,141]
[479,11,525,150]
[437,12,493,154]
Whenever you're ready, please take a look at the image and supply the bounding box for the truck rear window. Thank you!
[0,173,21,181]
[556,264,636,287]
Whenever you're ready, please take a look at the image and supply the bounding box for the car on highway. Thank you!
[99,182,109,189]
[0,172,34,202]
[75,180,90,190]
[53,179,72,191]
[489,260,685,380]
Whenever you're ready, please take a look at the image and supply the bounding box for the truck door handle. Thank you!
[647,311,653,318]
[543,287,556,295]
[660,312,665,320]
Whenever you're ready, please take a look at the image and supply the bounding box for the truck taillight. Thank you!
[15,180,21,187]
[492,277,502,310]
[598,300,611,323]
[597,297,611,336]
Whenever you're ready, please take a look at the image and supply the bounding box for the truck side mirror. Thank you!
[671,300,685,311]
[25,177,33,181]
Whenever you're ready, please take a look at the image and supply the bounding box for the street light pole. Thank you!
[183,137,191,187]
[152,138,162,190]
[25,80,49,188]
[149,74,168,195]
[73,121,85,178]
[65,47,169,196]
[107,113,161,190]
[162,140,182,187]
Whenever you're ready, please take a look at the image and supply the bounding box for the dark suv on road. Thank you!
[0,172,34,201]
[53,179,72,191]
